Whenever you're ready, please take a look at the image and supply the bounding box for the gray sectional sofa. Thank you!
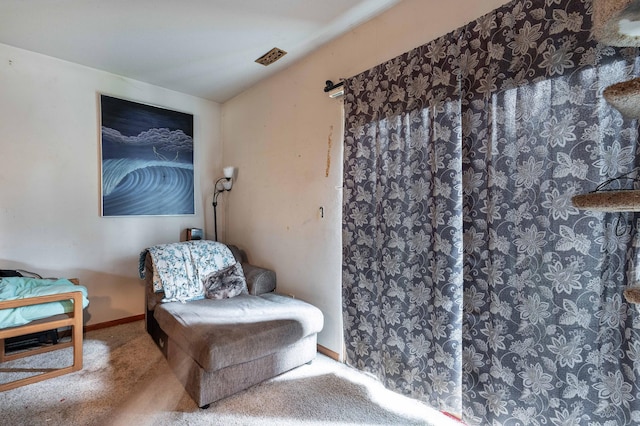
[142,241,324,408]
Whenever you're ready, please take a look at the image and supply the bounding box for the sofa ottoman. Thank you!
[154,293,324,407]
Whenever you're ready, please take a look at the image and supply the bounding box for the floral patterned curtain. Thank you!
[342,0,640,424]
[343,27,466,413]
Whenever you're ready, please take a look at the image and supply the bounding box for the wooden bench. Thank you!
[0,279,84,392]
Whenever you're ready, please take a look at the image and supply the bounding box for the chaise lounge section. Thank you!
[141,241,324,408]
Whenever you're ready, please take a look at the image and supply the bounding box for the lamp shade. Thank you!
[223,166,234,179]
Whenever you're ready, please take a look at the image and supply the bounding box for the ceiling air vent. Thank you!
[255,47,287,66]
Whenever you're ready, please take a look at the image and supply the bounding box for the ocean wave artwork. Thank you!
[102,159,194,216]
[100,95,194,216]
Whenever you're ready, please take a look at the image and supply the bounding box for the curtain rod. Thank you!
[323,80,344,92]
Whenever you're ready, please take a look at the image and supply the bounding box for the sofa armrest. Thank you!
[242,263,276,295]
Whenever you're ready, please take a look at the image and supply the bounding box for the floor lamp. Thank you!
[212,167,235,241]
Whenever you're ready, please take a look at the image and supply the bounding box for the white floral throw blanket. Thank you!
[139,240,236,303]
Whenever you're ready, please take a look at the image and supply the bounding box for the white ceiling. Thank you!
[0,0,400,103]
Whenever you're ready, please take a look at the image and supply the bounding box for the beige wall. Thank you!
[0,43,222,325]
[222,0,512,357]
[0,0,513,340]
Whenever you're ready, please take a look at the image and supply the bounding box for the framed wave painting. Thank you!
[100,95,194,216]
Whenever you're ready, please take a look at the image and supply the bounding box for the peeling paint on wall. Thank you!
[326,125,333,177]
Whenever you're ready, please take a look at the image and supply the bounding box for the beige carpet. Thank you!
[0,321,458,426]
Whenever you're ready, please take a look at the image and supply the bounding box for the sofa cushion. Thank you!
[154,293,324,372]
[203,263,248,299]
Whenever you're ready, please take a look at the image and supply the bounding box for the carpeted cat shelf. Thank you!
[592,0,640,47]
[572,189,640,211]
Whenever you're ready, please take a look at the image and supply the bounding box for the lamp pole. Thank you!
[212,176,232,241]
